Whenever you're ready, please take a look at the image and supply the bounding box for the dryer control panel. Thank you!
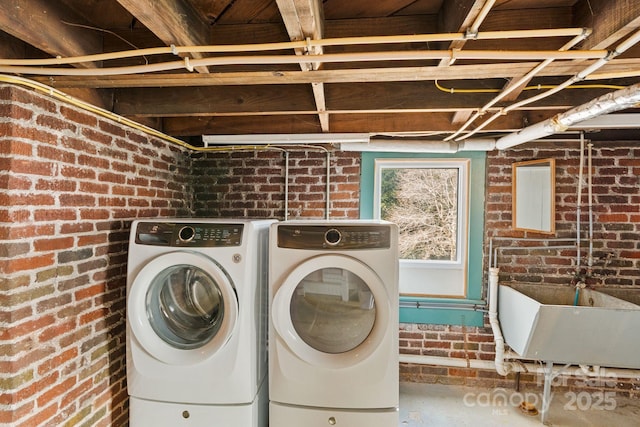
[135,222,243,247]
[277,225,391,250]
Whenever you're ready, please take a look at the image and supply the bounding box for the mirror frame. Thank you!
[512,158,556,234]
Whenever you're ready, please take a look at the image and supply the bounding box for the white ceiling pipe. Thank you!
[496,82,640,149]
[203,133,370,146]
[0,28,587,67]
[0,49,608,77]
[339,138,496,153]
[447,29,591,142]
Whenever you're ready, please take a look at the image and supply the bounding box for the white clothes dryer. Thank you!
[126,218,275,427]
[269,220,399,427]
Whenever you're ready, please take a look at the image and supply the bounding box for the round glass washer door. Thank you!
[272,254,390,369]
[128,251,238,365]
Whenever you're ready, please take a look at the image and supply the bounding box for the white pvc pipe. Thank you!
[338,138,496,153]
[0,49,608,77]
[326,151,331,219]
[587,142,594,270]
[577,134,584,271]
[0,28,588,67]
[284,151,290,221]
[447,29,590,141]
[462,27,640,144]
[488,267,513,375]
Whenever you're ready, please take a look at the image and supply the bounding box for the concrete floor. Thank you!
[400,382,640,426]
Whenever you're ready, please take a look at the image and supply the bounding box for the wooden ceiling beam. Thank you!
[160,110,552,137]
[111,82,604,117]
[437,0,494,124]
[276,0,329,131]
[437,0,491,67]
[0,0,103,68]
[34,58,640,88]
[115,0,212,73]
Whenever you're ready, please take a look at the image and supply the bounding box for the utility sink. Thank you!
[598,287,640,306]
[499,283,640,369]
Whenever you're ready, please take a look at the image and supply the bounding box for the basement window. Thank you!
[360,152,486,326]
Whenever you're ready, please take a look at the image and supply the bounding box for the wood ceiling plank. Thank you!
[322,0,420,20]
[214,0,276,24]
[109,80,605,117]
[115,0,212,73]
[162,114,322,135]
[113,85,317,116]
[160,110,553,136]
[325,15,438,37]
[0,0,103,68]
[328,111,531,133]
[438,0,487,33]
[574,0,640,49]
[479,7,573,31]
[0,31,27,60]
[190,0,235,24]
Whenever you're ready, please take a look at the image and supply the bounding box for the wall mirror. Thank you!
[512,158,556,234]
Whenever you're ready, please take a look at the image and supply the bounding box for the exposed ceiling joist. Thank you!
[438,0,494,67]
[0,0,103,68]
[276,0,329,131]
[115,0,212,73]
[31,58,640,88]
[0,0,639,141]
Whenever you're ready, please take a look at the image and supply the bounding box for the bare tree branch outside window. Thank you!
[381,168,458,261]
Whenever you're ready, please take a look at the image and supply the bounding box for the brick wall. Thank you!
[399,141,640,399]
[488,141,640,286]
[191,147,361,219]
[0,84,192,426]
[2,79,640,426]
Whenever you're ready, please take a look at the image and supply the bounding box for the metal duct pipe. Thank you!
[496,82,640,149]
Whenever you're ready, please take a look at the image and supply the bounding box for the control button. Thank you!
[325,228,341,245]
[178,226,195,242]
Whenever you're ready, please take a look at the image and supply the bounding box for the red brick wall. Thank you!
[3,80,640,426]
[191,148,361,219]
[0,84,191,426]
[488,142,640,286]
[399,141,640,398]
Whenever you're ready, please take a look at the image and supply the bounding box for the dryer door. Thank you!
[272,254,391,369]
[128,251,238,365]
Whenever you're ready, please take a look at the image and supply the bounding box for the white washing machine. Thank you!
[126,218,275,427]
[269,220,399,427]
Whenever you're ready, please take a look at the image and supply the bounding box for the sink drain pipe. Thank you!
[487,267,514,375]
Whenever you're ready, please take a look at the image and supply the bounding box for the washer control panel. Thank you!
[277,224,391,250]
[135,222,244,247]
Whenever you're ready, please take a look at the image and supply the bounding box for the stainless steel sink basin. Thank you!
[498,283,640,368]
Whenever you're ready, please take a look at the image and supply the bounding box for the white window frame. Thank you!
[373,158,470,297]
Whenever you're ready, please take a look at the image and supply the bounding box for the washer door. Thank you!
[129,251,238,365]
[272,254,391,369]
